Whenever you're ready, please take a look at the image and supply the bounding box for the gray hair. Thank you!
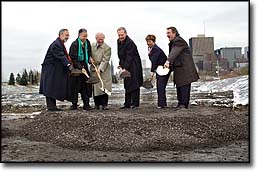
[95,32,105,38]
[117,27,127,34]
[58,29,68,36]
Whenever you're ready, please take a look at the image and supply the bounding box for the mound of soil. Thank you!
[17,106,248,152]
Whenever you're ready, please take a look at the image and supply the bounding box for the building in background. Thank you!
[217,47,242,69]
[189,34,215,71]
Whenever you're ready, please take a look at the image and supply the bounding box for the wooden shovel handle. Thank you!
[91,63,104,89]
[81,68,89,78]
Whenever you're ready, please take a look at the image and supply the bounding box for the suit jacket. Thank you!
[148,44,168,75]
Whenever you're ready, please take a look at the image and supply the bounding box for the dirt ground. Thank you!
[1,104,249,162]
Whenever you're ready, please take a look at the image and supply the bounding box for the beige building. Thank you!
[189,34,215,71]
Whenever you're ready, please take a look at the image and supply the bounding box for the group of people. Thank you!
[39,26,199,111]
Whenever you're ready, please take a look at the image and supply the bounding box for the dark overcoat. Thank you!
[39,38,71,101]
[117,36,143,93]
[69,38,92,97]
[168,36,199,87]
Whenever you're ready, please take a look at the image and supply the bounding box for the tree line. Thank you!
[8,69,40,86]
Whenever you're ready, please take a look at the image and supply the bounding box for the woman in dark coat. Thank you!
[164,27,199,109]
[69,28,93,110]
[146,34,170,108]
[39,29,73,111]
[117,27,143,109]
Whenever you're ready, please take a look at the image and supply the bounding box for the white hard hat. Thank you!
[156,65,170,76]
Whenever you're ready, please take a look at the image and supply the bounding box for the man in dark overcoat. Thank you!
[117,27,143,109]
[164,27,199,109]
[39,29,73,111]
[69,28,93,110]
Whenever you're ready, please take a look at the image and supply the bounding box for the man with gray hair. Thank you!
[90,32,112,110]
[39,29,73,111]
[117,27,143,109]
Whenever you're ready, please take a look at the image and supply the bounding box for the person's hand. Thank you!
[149,72,155,81]
[90,57,95,64]
[68,64,74,72]
[164,60,170,69]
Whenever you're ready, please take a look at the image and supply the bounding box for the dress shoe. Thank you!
[102,106,109,110]
[130,105,138,109]
[120,105,130,109]
[95,105,100,110]
[83,105,93,110]
[174,105,187,111]
[174,104,181,108]
[48,108,62,112]
[70,104,78,110]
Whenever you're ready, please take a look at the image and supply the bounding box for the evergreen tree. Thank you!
[20,71,28,86]
[8,73,15,85]
[28,69,34,85]
[16,73,21,84]
[32,70,40,85]
[23,69,29,83]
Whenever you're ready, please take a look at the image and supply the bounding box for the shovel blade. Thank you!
[100,87,112,96]
[86,77,100,84]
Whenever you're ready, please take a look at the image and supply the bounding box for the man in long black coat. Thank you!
[39,29,73,111]
[117,27,143,109]
[69,28,93,110]
[164,27,199,110]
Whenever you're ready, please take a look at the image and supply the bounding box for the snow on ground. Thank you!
[1,75,248,108]
[197,75,248,106]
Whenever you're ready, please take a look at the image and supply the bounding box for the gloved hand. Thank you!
[68,64,74,72]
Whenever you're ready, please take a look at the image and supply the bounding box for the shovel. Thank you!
[82,67,100,84]
[142,78,154,89]
[91,63,112,96]
[81,67,89,78]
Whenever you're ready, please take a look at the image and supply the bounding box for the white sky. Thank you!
[2,1,248,81]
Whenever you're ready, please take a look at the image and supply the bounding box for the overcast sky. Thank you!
[2,1,248,81]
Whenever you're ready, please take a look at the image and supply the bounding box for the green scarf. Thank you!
[77,38,88,64]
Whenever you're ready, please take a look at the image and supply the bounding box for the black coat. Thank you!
[117,36,143,93]
[69,38,92,97]
[39,38,71,101]
[168,36,199,87]
[69,38,92,71]
[148,44,169,77]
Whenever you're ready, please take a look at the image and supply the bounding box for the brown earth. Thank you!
[1,105,249,162]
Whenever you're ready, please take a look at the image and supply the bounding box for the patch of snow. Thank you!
[197,75,248,107]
